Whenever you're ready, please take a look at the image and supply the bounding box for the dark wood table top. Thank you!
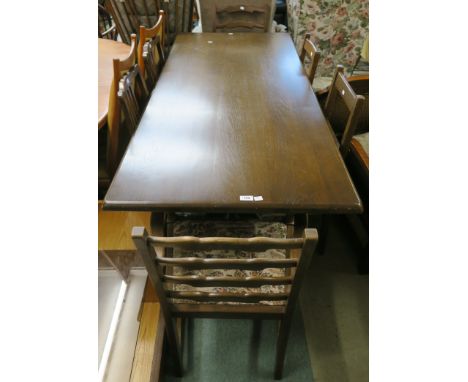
[98,38,131,129]
[104,33,362,214]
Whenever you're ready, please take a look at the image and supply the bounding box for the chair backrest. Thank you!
[117,64,149,136]
[137,10,166,90]
[213,4,270,32]
[133,225,317,315]
[323,65,366,158]
[347,75,369,133]
[199,0,274,32]
[316,74,369,134]
[98,4,118,40]
[106,34,141,176]
[299,33,320,86]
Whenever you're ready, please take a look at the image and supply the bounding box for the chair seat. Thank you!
[351,132,369,172]
[170,220,288,305]
[353,132,369,156]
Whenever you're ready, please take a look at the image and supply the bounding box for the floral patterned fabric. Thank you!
[287,0,369,78]
[170,220,288,305]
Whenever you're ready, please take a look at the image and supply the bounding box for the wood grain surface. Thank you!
[98,38,131,129]
[104,33,362,214]
[98,201,151,251]
[130,302,163,382]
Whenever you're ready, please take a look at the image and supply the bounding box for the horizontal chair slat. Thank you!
[217,5,267,14]
[163,274,293,287]
[170,303,286,319]
[155,257,298,270]
[216,21,266,30]
[168,291,289,303]
[147,235,304,251]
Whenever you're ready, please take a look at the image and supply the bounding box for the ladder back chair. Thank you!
[99,34,148,197]
[213,4,271,32]
[323,65,366,159]
[137,10,166,91]
[98,4,118,40]
[300,33,320,86]
[132,225,318,380]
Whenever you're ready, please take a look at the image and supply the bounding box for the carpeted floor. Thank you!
[300,216,369,382]
[161,305,314,382]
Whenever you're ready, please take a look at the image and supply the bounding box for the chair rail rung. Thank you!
[170,303,286,319]
[163,274,293,287]
[147,235,304,251]
[168,290,288,303]
[155,256,298,270]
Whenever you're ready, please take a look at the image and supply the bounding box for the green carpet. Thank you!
[161,306,314,382]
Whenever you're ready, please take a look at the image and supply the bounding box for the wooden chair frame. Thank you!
[323,65,365,158]
[213,4,270,32]
[299,33,320,86]
[137,10,166,90]
[132,227,318,379]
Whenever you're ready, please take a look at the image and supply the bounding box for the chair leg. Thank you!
[274,318,292,380]
[316,215,329,254]
[165,321,183,377]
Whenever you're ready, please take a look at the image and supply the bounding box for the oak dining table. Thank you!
[98,38,131,129]
[103,33,362,216]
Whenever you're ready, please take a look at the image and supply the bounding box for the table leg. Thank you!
[308,214,329,255]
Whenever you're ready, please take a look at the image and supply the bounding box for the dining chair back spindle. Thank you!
[137,10,166,90]
[132,226,318,379]
[323,65,366,158]
[98,4,118,40]
[299,33,320,86]
[117,64,149,136]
